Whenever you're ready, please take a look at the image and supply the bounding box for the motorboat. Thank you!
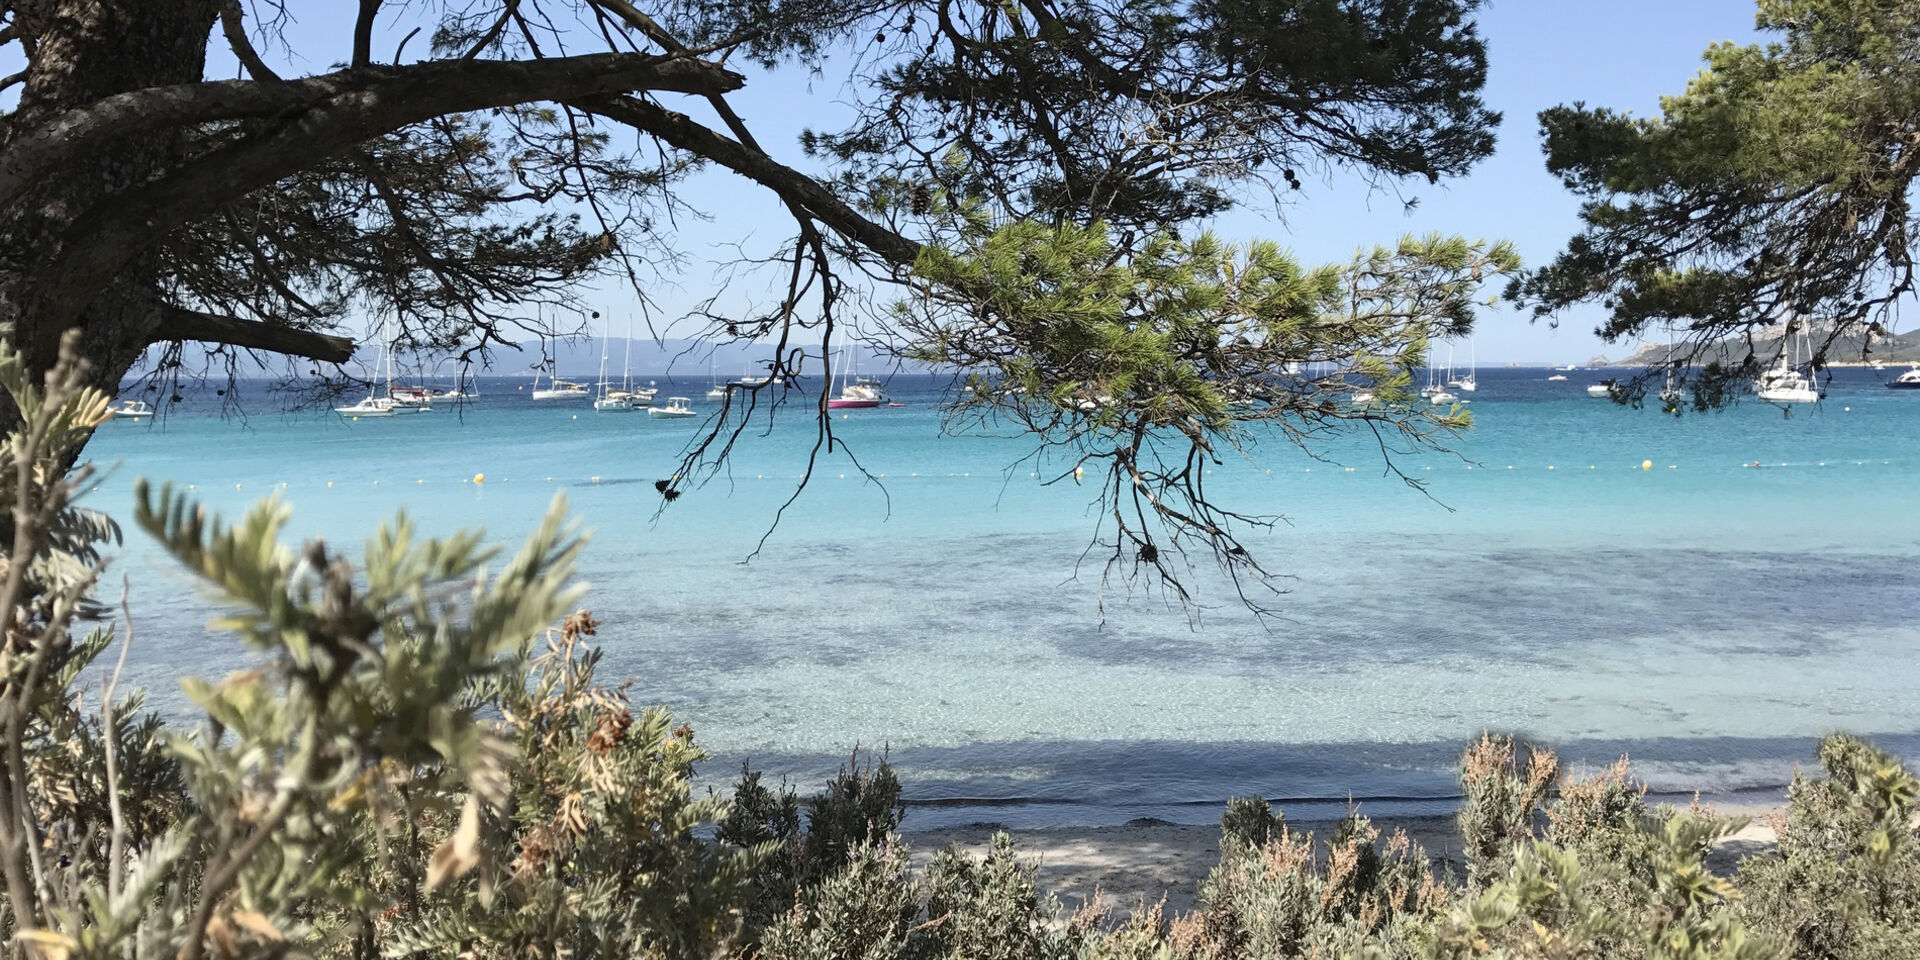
[107,399,153,419]
[1547,374,1567,381]
[1429,390,1458,405]
[1886,368,1920,390]
[1586,380,1614,398]
[647,396,697,418]
[1351,390,1375,405]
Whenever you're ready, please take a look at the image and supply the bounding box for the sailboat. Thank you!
[1659,325,1688,405]
[337,313,401,418]
[1755,322,1821,403]
[1419,351,1443,399]
[530,355,589,401]
[592,330,627,411]
[705,357,727,399]
[1451,341,1477,392]
[828,350,884,409]
[601,318,654,408]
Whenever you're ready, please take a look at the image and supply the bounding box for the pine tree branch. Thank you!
[151,306,356,364]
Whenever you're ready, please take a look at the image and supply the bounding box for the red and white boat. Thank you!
[829,380,884,409]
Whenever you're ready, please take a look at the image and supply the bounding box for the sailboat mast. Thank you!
[597,323,611,400]
[622,315,634,392]
[380,311,393,400]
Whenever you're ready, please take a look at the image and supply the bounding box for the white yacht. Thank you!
[532,380,589,401]
[1755,325,1821,403]
[338,313,407,418]
[107,399,154,419]
[1886,367,1920,390]
[647,396,697,418]
[592,332,625,411]
[335,395,398,418]
[387,385,435,412]
[1756,364,1820,403]
[1586,380,1615,398]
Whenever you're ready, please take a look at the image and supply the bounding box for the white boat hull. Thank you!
[1757,386,1820,403]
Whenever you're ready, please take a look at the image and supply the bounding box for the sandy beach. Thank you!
[907,809,1784,915]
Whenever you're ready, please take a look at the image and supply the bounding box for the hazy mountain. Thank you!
[1603,323,1920,368]
[397,339,921,380]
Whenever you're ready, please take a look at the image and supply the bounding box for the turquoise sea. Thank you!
[85,368,1920,827]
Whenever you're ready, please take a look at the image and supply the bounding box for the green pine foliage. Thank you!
[1513,0,1920,400]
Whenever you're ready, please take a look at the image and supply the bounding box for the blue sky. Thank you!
[188,2,1769,363]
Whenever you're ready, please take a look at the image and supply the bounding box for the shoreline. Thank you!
[905,803,1784,914]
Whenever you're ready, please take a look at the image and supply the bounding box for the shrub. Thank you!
[1457,732,1559,885]
[1738,734,1920,959]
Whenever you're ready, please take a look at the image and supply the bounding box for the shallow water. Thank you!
[87,367,1920,827]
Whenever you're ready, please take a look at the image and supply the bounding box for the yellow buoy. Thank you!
[326,481,334,488]
[1641,459,1653,471]
[473,473,485,484]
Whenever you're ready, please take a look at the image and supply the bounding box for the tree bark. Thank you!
[0,0,221,438]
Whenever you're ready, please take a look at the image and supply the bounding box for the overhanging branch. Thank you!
[42,55,746,321]
[152,306,356,364]
[571,95,924,268]
[3,52,743,213]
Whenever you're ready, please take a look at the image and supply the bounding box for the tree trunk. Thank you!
[0,1,219,435]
